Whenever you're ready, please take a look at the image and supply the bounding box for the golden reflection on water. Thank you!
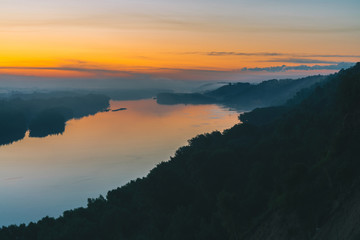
[0,99,239,226]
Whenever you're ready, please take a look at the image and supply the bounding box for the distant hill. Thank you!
[1,63,360,240]
[0,94,109,144]
[157,75,327,110]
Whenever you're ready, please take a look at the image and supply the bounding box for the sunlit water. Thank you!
[0,99,240,226]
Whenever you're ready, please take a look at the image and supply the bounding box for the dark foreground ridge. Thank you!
[1,63,359,240]
[0,94,109,144]
[157,74,327,110]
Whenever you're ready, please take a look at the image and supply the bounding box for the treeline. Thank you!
[157,75,327,110]
[1,63,360,240]
[0,94,109,144]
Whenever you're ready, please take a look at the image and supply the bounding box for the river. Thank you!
[0,99,240,226]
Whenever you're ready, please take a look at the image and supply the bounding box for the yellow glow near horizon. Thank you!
[1,0,359,81]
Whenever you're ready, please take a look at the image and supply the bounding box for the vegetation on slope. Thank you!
[157,75,326,110]
[1,63,359,240]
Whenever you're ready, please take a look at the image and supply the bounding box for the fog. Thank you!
[0,75,228,99]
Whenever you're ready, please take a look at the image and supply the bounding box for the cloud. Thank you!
[1,62,356,76]
[266,58,339,64]
[241,62,356,72]
[0,62,357,85]
[3,177,23,182]
[0,13,209,32]
[187,52,360,58]
[248,26,360,34]
[306,54,360,58]
[0,66,133,76]
[205,52,284,56]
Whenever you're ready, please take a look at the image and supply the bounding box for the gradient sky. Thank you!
[1,0,360,83]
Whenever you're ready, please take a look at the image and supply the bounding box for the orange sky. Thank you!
[1,0,360,81]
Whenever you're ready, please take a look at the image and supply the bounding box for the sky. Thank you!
[1,0,360,86]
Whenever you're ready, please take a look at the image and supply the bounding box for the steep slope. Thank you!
[244,63,360,239]
[0,63,359,240]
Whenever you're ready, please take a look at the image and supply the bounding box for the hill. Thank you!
[157,75,327,110]
[0,63,359,239]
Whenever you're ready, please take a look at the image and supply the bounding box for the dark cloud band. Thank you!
[241,62,355,72]
[187,52,360,58]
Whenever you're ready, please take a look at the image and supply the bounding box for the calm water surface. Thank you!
[0,99,239,226]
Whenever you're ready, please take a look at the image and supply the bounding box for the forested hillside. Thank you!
[157,74,326,110]
[1,63,359,240]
